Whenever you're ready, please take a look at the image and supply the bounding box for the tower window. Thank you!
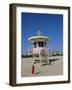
[45,42,46,46]
[33,42,37,48]
[38,41,44,47]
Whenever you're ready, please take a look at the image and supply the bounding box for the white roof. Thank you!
[28,36,49,42]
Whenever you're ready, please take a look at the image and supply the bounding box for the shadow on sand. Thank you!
[42,59,59,66]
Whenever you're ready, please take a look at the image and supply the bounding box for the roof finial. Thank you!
[37,30,41,36]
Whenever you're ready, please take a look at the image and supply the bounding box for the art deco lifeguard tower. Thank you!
[28,31,49,65]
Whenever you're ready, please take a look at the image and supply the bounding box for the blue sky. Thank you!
[21,12,63,54]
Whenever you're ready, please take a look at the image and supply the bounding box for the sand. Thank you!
[21,56,63,77]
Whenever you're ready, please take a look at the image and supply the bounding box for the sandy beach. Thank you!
[21,56,63,77]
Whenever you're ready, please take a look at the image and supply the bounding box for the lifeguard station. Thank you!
[28,31,49,65]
